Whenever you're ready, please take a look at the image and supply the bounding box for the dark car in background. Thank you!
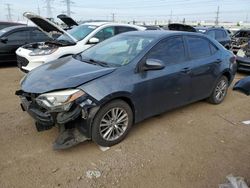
[165,23,197,32]
[16,31,236,149]
[0,25,50,64]
[195,27,231,49]
[0,21,25,30]
[139,25,162,30]
[231,29,250,54]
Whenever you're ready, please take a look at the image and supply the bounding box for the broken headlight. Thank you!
[36,89,85,112]
[29,48,58,56]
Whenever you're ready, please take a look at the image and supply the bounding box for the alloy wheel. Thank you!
[99,107,129,141]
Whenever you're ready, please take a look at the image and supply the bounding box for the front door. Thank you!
[135,36,192,118]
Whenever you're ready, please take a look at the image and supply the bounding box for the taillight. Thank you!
[230,55,236,64]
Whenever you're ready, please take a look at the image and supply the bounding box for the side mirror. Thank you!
[88,37,100,44]
[0,37,8,43]
[142,59,165,71]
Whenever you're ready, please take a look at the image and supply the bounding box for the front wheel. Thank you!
[207,76,229,104]
[91,100,133,147]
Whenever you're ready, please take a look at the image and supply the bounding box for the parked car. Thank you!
[235,40,250,72]
[0,25,50,64]
[195,27,231,49]
[231,29,250,54]
[165,23,197,32]
[0,21,25,30]
[57,14,78,29]
[16,31,237,149]
[16,12,146,73]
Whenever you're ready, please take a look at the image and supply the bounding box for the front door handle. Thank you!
[181,67,191,74]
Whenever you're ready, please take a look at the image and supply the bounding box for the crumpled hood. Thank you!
[21,56,116,94]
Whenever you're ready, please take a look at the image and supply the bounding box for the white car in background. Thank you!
[16,12,146,72]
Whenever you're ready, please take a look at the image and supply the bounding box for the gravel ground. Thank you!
[0,65,250,188]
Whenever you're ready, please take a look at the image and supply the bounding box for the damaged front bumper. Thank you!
[16,90,99,149]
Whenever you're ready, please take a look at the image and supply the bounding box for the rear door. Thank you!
[0,29,30,62]
[184,35,221,101]
[136,36,192,117]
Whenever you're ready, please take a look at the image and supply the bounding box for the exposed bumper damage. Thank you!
[236,45,250,72]
[16,90,99,149]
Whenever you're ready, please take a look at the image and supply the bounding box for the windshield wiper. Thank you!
[79,55,110,67]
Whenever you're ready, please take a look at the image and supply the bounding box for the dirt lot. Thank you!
[0,65,250,188]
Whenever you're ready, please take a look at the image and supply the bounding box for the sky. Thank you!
[0,0,250,23]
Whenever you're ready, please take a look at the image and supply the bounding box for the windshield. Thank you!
[56,24,97,43]
[80,35,155,67]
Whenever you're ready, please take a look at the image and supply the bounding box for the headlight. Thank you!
[29,48,58,56]
[36,89,85,112]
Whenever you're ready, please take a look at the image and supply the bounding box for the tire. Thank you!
[207,76,229,104]
[91,100,133,147]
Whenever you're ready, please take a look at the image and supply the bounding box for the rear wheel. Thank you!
[91,100,133,147]
[208,76,229,104]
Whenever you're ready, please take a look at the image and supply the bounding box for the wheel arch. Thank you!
[98,94,136,123]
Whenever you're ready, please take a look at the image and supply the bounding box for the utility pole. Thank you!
[5,3,13,21]
[246,14,248,23]
[45,0,54,18]
[111,13,115,22]
[37,5,41,16]
[61,0,74,16]
[215,6,220,26]
[168,9,172,24]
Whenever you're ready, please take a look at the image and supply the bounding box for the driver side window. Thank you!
[147,36,186,65]
[93,27,115,42]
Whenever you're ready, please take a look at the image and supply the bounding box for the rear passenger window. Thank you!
[147,36,186,64]
[186,36,211,59]
[116,26,137,34]
[31,29,49,41]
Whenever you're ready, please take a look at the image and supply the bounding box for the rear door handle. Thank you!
[180,67,191,74]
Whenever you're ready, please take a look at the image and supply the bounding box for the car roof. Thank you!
[0,21,24,25]
[81,22,145,29]
[0,25,36,32]
[119,30,206,39]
